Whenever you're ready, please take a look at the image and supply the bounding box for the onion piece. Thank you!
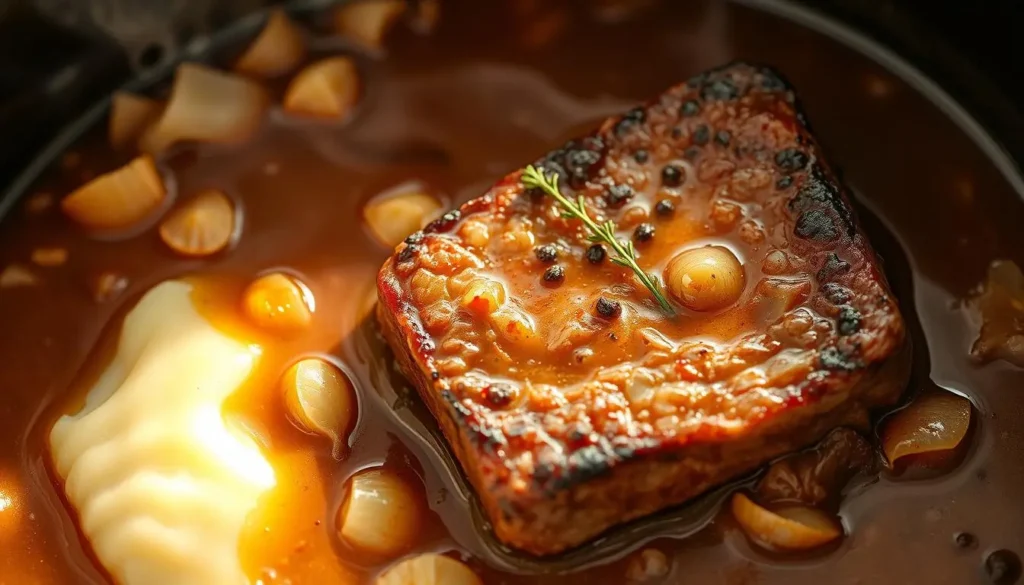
[0,264,38,289]
[234,9,306,78]
[363,189,441,247]
[61,155,167,231]
[731,492,841,551]
[338,468,422,558]
[882,390,972,465]
[108,92,163,149]
[242,272,315,334]
[140,63,268,154]
[334,0,407,49]
[376,554,481,585]
[283,57,361,119]
[282,358,355,458]
[159,189,236,257]
[30,247,68,267]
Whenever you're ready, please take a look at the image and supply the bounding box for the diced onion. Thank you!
[882,390,972,464]
[283,57,361,119]
[108,92,163,149]
[731,492,841,551]
[235,9,306,78]
[334,0,407,49]
[140,63,268,154]
[61,155,167,231]
[363,189,441,247]
[282,358,355,458]
[242,272,315,334]
[338,468,421,558]
[376,554,482,585]
[159,189,236,257]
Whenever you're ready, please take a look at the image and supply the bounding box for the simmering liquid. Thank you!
[0,1,1022,584]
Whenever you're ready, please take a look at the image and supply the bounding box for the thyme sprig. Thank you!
[521,164,675,314]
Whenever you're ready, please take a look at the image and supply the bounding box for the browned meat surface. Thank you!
[376,62,910,555]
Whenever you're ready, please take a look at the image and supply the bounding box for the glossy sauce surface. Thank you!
[1,1,1023,584]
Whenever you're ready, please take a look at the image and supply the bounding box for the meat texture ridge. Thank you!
[377,61,909,555]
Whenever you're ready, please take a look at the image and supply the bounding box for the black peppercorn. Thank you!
[605,184,635,207]
[680,100,700,117]
[634,223,655,242]
[985,550,1022,585]
[586,244,606,264]
[655,199,675,216]
[684,146,701,160]
[715,130,731,146]
[661,164,684,187]
[775,148,809,173]
[543,265,565,283]
[595,297,622,319]
[633,149,649,164]
[953,532,977,550]
[776,176,793,190]
[693,124,710,146]
[534,244,558,263]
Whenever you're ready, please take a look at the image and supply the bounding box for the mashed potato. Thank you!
[49,280,275,585]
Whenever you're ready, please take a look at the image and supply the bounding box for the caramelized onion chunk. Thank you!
[108,92,163,149]
[664,245,745,312]
[141,63,268,154]
[969,259,1024,367]
[235,9,306,78]
[338,468,421,558]
[731,492,841,552]
[61,155,167,231]
[882,390,972,465]
[159,189,236,257]
[242,272,314,333]
[363,188,441,247]
[757,428,874,507]
[282,358,355,458]
[283,57,361,119]
[376,554,481,585]
[334,0,407,49]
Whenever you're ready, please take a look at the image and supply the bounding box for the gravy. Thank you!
[0,1,1022,584]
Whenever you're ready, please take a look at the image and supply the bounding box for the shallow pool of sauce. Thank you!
[0,1,1023,584]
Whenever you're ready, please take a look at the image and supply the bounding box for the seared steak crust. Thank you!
[377,62,908,555]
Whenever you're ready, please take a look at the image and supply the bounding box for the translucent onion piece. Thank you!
[0,264,38,289]
[363,190,441,247]
[235,9,306,78]
[30,247,68,267]
[141,63,268,154]
[282,358,355,458]
[334,0,407,49]
[882,390,972,464]
[969,260,1024,367]
[376,554,482,585]
[61,155,167,231]
[242,272,314,333]
[283,57,361,119]
[159,189,235,257]
[108,92,163,149]
[731,492,841,551]
[664,245,746,312]
[338,468,421,558]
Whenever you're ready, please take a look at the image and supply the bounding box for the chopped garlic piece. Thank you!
[49,280,275,585]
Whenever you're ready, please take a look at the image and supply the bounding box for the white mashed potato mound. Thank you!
[49,280,275,585]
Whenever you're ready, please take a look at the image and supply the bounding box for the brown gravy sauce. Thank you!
[1,1,1022,584]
